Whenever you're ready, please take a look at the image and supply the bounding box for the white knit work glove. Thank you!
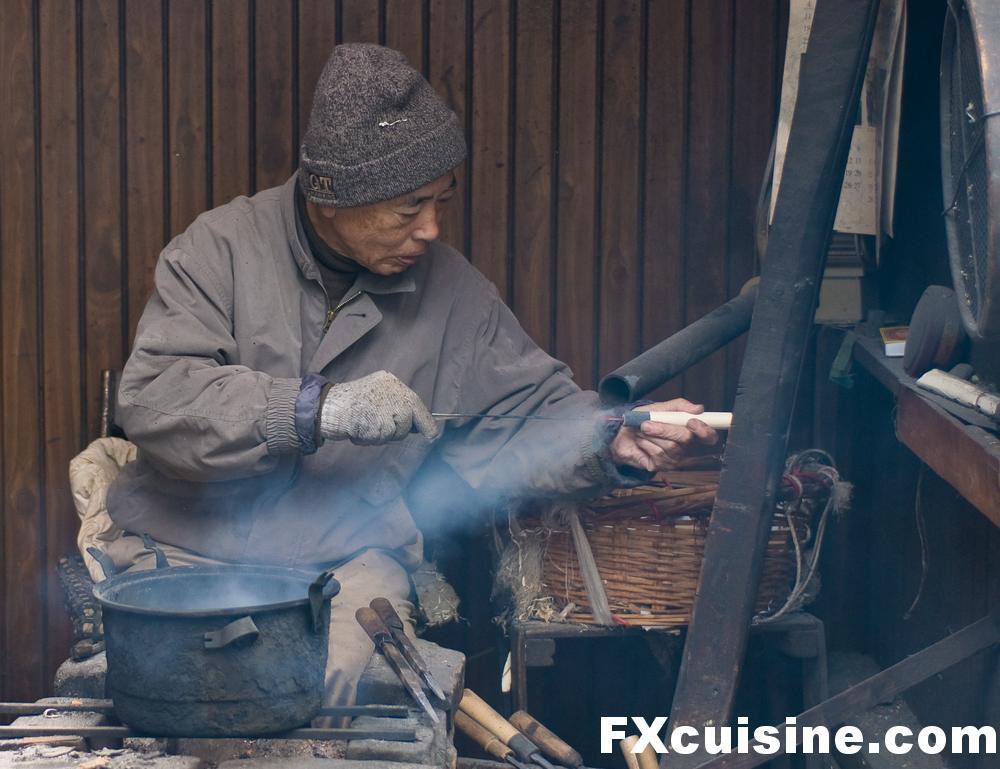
[319,371,440,445]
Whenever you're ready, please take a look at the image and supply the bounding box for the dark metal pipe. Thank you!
[598,278,759,404]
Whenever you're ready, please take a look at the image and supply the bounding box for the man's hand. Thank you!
[609,398,718,472]
[319,371,440,445]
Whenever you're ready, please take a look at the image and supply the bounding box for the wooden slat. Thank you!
[597,0,643,377]
[896,386,1000,528]
[168,0,208,228]
[82,0,124,442]
[254,0,295,190]
[0,0,44,702]
[641,0,688,402]
[428,0,467,253]
[554,0,598,388]
[689,609,1000,769]
[212,0,251,206]
[853,333,1000,528]
[341,0,381,44]
[511,0,554,350]
[470,0,511,298]
[298,0,339,140]
[682,0,733,411]
[125,0,165,341]
[385,0,426,73]
[992,525,1000,612]
[725,0,778,406]
[39,0,82,688]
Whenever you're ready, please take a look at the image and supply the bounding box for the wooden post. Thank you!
[663,2,880,766]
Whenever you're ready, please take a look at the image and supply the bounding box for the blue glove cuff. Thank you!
[295,373,332,454]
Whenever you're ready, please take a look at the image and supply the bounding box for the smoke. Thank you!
[405,405,615,545]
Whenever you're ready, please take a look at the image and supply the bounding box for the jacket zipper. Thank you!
[322,290,364,334]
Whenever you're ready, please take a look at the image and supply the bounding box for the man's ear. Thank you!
[308,201,337,220]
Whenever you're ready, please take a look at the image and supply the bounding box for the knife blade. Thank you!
[370,597,448,703]
[355,607,439,725]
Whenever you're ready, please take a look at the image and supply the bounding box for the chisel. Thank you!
[370,597,448,702]
[509,710,583,768]
[458,689,558,769]
[355,607,439,725]
[432,411,732,430]
[456,710,533,769]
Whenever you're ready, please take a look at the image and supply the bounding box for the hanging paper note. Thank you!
[833,125,878,235]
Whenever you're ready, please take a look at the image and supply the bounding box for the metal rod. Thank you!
[321,705,410,718]
[0,701,115,715]
[432,413,594,422]
[0,725,417,742]
[0,702,409,719]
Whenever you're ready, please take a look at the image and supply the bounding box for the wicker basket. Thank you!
[522,470,813,628]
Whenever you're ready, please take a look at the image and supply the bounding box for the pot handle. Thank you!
[86,547,117,580]
[203,616,260,649]
[141,533,171,569]
[308,569,341,633]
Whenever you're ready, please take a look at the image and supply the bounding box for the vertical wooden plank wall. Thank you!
[39,0,82,680]
[1,0,45,701]
[0,0,784,702]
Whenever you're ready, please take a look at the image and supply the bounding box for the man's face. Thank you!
[308,171,457,275]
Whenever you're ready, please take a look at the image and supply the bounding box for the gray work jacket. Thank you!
[108,176,628,568]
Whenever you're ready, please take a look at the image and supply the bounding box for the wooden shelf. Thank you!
[852,334,1000,528]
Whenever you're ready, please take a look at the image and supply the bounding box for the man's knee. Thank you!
[322,548,417,708]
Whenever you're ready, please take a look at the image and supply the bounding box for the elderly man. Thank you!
[105,43,716,708]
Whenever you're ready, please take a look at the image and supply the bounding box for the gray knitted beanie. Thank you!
[299,44,467,208]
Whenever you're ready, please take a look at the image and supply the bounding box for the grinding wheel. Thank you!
[903,285,968,377]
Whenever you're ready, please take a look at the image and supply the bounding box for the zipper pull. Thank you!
[323,290,363,334]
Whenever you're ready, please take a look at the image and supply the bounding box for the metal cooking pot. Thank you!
[93,564,340,736]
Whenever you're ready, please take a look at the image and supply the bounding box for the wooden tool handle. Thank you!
[370,597,405,632]
[620,735,642,769]
[635,741,660,769]
[455,710,513,761]
[624,410,733,430]
[458,689,520,743]
[917,368,1000,418]
[355,606,391,642]
[619,734,659,769]
[509,710,583,767]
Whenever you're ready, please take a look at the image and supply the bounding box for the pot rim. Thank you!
[93,564,325,618]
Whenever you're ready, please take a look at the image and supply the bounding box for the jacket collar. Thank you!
[352,268,415,297]
[280,175,416,298]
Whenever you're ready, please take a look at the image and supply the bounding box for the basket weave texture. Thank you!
[525,470,810,627]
